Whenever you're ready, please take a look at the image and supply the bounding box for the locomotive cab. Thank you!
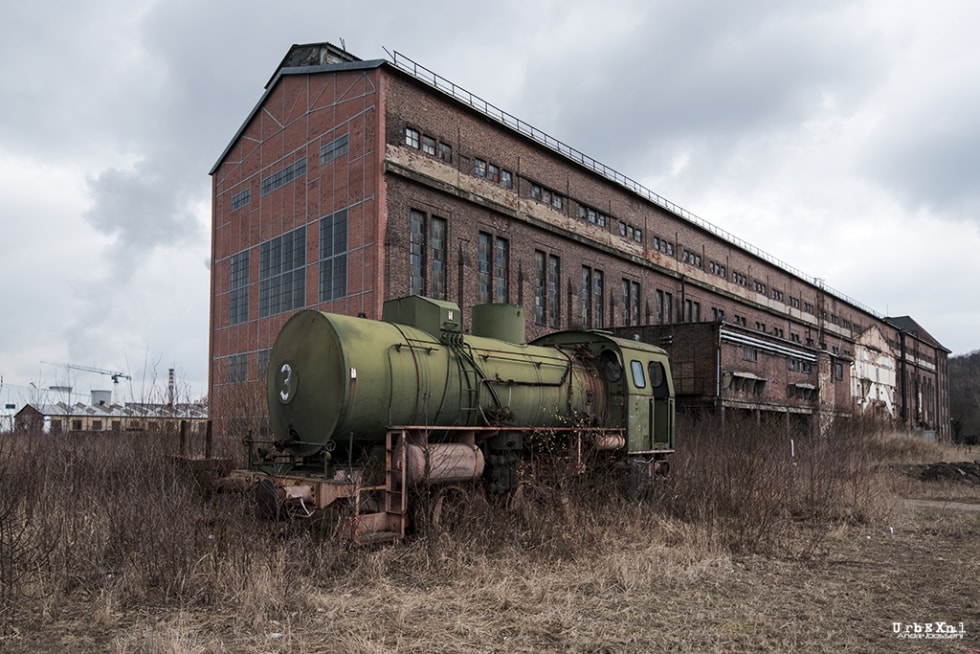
[529,332,674,455]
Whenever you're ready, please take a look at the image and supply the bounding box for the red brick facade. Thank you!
[209,44,950,440]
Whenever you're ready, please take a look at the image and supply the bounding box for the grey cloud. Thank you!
[515,2,884,181]
[83,158,199,268]
[863,112,980,222]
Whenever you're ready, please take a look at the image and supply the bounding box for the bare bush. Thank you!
[651,414,887,556]
[1,417,957,650]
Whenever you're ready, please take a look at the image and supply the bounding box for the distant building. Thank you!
[208,42,950,439]
[13,399,207,434]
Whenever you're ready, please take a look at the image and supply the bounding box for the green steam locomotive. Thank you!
[239,295,674,543]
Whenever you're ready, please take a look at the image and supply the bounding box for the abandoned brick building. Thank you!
[208,42,950,439]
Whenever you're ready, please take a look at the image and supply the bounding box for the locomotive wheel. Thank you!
[428,484,483,531]
[430,484,470,530]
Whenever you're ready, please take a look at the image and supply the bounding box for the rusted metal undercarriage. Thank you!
[221,425,667,545]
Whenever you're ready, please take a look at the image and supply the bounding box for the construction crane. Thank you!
[42,361,132,384]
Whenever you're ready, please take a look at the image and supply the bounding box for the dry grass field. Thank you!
[1,420,977,653]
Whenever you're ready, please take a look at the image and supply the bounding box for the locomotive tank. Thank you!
[266,301,607,459]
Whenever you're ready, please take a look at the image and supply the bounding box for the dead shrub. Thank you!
[652,414,887,555]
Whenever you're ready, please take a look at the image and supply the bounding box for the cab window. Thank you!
[630,360,646,388]
[649,360,669,398]
[648,361,665,388]
[601,350,622,382]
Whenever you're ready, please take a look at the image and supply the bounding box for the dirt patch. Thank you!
[894,460,980,484]
[904,498,980,512]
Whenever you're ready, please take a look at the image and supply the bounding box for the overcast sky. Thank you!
[2,0,978,410]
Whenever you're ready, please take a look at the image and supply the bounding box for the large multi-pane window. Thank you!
[227,353,248,384]
[582,267,592,328]
[494,237,509,303]
[656,289,673,324]
[257,348,272,382]
[478,233,492,304]
[548,254,561,328]
[409,209,446,299]
[259,227,306,317]
[228,250,250,325]
[593,269,604,328]
[622,279,640,326]
[534,251,546,326]
[319,208,348,302]
[478,232,510,304]
[684,299,701,322]
[430,217,446,300]
[409,210,426,296]
[581,266,605,329]
[534,250,560,327]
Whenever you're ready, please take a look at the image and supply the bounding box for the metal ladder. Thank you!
[351,429,408,544]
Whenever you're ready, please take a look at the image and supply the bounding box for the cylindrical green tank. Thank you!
[267,310,607,458]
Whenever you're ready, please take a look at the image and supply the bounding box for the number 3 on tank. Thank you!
[278,362,296,403]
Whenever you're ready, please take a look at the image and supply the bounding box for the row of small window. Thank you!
[404,126,858,330]
[46,418,184,432]
[404,127,454,163]
[476,159,513,188]
[755,322,785,338]
[405,127,653,247]
[653,236,674,256]
[230,134,351,212]
[260,159,307,196]
[227,209,350,325]
[580,205,608,227]
[788,358,815,373]
[732,377,815,400]
[729,373,766,396]
[405,127,765,270]
[530,183,563,209]
[741,346,817,376]
[680,255,844,327]
[732,316,809,346]
[619,221,643,243]
[752,283,784,303]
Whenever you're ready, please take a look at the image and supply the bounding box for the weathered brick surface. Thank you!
[208,58,948,438]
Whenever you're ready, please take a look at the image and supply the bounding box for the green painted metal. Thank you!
[380,295,461,339]
[267,306,615,458]
[471,303,526,343]
[532,331,675,453]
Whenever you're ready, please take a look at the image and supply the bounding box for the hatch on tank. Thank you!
[382,295,461,338]
[471,303,526,343]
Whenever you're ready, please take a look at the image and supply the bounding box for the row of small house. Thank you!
[13,400,208,434]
